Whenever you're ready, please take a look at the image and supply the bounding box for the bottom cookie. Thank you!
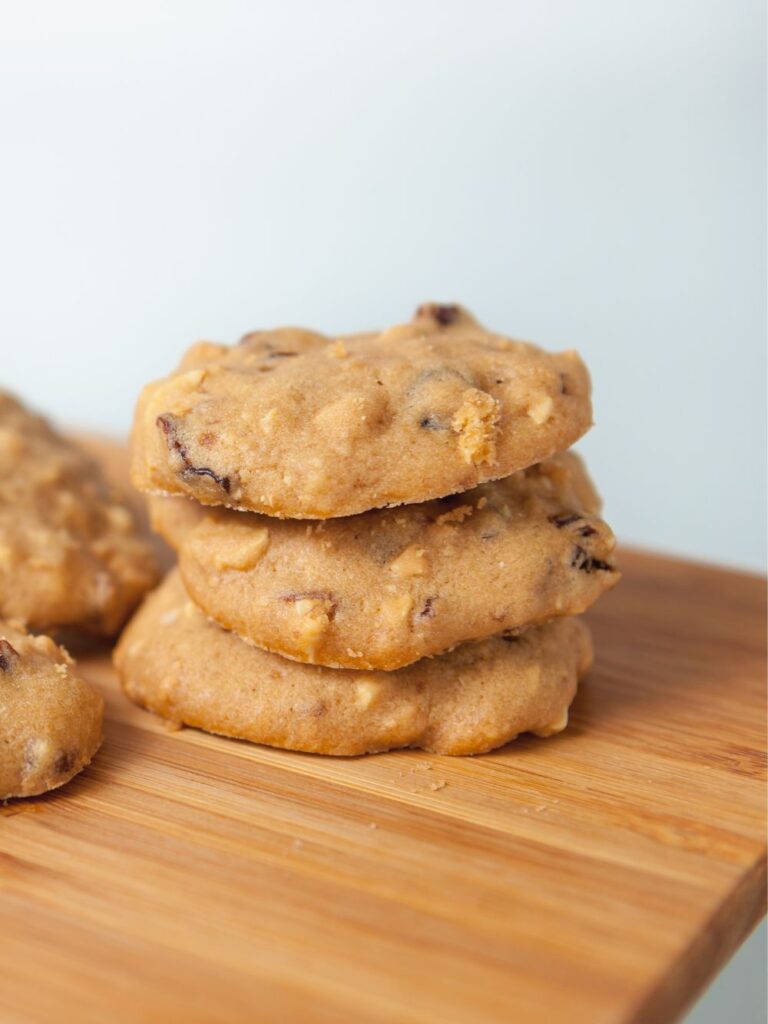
[0,622,103,799]
[115,571,593,756]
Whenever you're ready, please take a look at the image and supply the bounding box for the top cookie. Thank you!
[131,304,592,518]
[0,391,159,635]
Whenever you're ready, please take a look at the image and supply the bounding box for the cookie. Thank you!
[147,451,617,670]
[0,621,103,798]
[131,303,592,518]
[0,391,159,635]
[114,570,592,756]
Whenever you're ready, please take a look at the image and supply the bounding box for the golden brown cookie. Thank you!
[114,570,593,756]
[0,621,103,799]
[131,304,592,518]
[0,391,159,635]
[148,451,617,670]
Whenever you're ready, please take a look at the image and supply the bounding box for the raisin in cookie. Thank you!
[0,391,159,635]
[0,622,103,798]
[148,451,617,670]
[114,570,592,756]
[131,304,592,518]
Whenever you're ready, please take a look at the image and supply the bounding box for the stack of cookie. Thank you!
[116,304,619,755]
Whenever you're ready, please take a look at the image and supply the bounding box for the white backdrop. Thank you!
[0,0,764,575]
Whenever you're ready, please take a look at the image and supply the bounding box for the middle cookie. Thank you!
[149,451,619,671]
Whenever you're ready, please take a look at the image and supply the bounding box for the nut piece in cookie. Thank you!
[451,388,501,466]
[0,391,159,634]
[0,621,103,799]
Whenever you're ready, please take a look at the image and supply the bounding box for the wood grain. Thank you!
[1,441,765,1024]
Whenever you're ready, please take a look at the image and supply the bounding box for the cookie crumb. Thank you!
[429,780,448,792]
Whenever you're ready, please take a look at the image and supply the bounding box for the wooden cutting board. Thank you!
[0,441,765,1024]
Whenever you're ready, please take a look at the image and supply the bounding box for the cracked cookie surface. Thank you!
[115,570,592,756]
[131,304,592,518]
[149,451,618,670]
[0,392,159,635]
[0,621,103,798]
